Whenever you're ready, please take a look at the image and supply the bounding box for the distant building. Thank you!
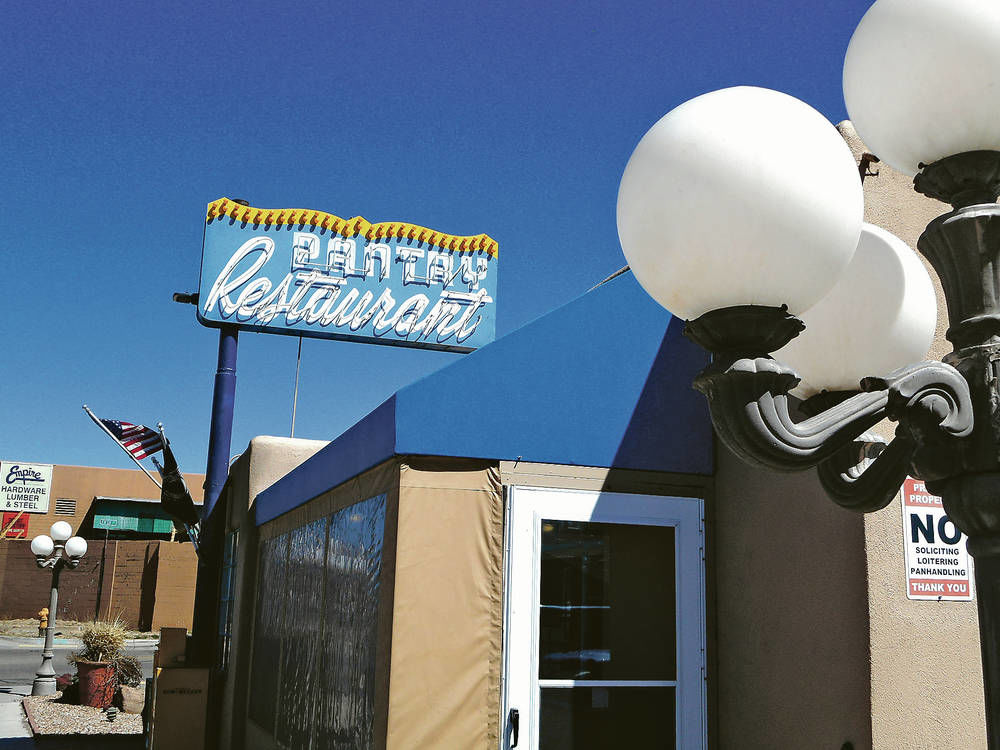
[0,464,203,631]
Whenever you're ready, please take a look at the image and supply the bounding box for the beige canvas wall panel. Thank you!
[839,122,986,749]
[499,459,711,498]
[386,459,503,750]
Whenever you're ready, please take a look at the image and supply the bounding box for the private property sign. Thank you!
[0,461,52,514]
[197,198,498,353]
[901,477,973,601]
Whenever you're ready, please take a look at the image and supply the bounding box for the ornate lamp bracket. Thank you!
[692,355,890,471]
[685,306,974,509]
[35,554,60,570]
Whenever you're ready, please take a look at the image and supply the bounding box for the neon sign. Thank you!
[197,198,498,352]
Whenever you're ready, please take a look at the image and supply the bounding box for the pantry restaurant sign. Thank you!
[197,198,498,352]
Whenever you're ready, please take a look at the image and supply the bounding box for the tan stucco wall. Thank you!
[713,445,872,749]
[838,122,986,750]
[243,436,329,506]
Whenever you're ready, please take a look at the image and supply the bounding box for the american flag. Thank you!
[100,419,164,460]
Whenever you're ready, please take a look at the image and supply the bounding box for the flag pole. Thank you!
[82,405,162,490]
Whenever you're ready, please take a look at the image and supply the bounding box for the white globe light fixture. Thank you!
[49,521,72,543]
[64,536,88,559]
[617,86,863,321]
[30,535,54,558]
[844,0,1000,178]
[776,224,937,398]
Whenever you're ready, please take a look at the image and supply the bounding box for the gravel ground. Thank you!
[22,694,142,736]
[0,619,156,639]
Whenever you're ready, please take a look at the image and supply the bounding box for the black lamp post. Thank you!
[616,0,1000,745]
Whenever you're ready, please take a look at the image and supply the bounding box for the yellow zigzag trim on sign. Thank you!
[206,197,499,258]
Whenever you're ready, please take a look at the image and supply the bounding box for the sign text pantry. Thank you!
[197,198,499,353]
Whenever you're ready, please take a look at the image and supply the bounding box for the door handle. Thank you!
[509,708,519,748]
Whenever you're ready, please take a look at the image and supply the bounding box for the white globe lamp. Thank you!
[64,536,88,559]
[49,521,72,543]
[617,86,864,320]
[844,0,1000,177]
[30,535,54,558]
[775,224,937,398]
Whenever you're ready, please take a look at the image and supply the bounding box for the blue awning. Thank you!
[254,270,712,525]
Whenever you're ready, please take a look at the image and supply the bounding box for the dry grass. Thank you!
[74,619,127,663]
[71,619,145,687]
[0,619,157,640]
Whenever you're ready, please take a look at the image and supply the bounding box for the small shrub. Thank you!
[70,619,143,687]
[114,654,143,687]
[72,619,127,664]
[54,673,78,703]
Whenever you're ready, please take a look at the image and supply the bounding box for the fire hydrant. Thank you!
[38,608,48,637]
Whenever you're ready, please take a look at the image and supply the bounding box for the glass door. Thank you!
[503,486,705,749]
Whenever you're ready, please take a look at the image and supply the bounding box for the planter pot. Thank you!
[119,684,145,714]
[76,661,115,708]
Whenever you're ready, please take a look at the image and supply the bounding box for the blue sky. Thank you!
[0,0,874,477]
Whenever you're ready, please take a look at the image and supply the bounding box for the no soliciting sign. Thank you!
[901,477,973,601]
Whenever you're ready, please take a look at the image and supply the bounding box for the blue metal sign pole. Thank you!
[203,325,238,516]
[189,324,238,667]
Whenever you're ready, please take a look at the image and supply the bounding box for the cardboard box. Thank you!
[155,626,187,670]
[148,667,209,750]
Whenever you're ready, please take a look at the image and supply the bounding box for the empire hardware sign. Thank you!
[197,198,499,352]
[0,461,52,514]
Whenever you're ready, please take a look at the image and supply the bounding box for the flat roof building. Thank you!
[0,463,204,631]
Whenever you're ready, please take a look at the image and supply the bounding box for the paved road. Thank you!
[0,637,156,690]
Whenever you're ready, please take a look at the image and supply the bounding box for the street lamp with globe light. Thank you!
[617,0,1000,744]
[30,521,88,696]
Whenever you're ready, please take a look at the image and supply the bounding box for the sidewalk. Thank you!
[0,687,33,748]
